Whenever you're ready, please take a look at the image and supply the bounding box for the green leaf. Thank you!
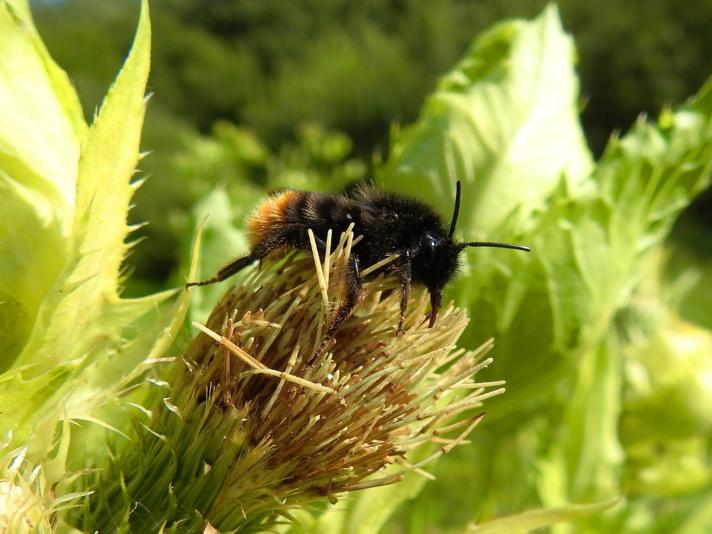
[678,490,712,534]
[13,0,152,370]
[621,278,712,442]
[538,337,623,510]
[64,218,204,471]
[0,0,180,453]
[448,75,711,531]
[0,0,86,367]
[465,499,620,534]
[381,4,592,236]
[461,76,712,419]
[377,5,712,530]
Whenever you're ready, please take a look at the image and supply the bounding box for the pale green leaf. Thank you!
[0,0,170,452]
[377,6,712,530]
[14,0,152,370]
[0,0,86,367]
[459,76,712,418]
[538,337,623,511]
[678,490,712,534]
[624,316,712,442]
[465,499,620,534]
[433,77,711,532]
[381,4,592,236]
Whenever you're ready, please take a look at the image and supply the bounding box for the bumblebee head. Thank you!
[420,181,530,327]
[413,233,461,327]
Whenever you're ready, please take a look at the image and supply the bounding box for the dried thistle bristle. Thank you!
[172,227,504,529]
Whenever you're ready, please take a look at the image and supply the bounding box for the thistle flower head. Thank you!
[174,227,504,528]
[82,227,504,532]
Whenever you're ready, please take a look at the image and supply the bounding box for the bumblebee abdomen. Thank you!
[248,190,305,247]
[247,190,362,251]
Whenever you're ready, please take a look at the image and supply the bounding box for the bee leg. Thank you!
[395,252,412,335]
[327,255,361,337]
[428,288,442,328]
[298,227,328,255]
[185,255,257,288]
[311,256,361,361]
[185,235,288,288]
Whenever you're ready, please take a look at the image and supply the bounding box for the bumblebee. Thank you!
[187,182,529,335]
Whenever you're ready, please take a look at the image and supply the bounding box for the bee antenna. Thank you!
[448,180,462,238]
[464,241,531,252]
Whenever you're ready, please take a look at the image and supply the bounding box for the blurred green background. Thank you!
[26,1,712,532]
[31,0,712,299]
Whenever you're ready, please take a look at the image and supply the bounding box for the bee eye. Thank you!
[421,235,437,261]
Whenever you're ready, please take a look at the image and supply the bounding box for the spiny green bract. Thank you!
[0,0,192,531]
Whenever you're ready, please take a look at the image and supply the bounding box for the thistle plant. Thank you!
[75,228,503,532]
